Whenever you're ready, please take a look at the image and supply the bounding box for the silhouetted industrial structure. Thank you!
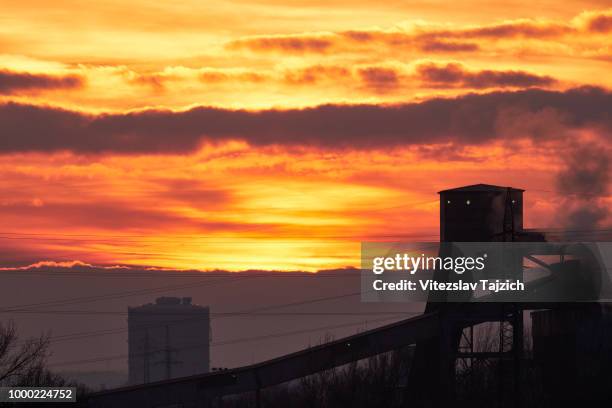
[89,184,612,407]
[128,296,210,385]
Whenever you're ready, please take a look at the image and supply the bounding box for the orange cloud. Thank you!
[418,40,480,52]
[0,9,609,111]
[435,20,571,39]
[416,62,557,88]
[284,65,350,85]
[0,69,84,95]
[227,9,612,55]
[199,71,267,83]
[579,10,612,33]
[357,67,401,93]
[229,34,335,53]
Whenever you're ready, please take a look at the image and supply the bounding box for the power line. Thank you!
[1,233,609,315]
[1,233,609,344]
[29,259,612,345]
[11,289,384,345]
[0,275,257,312]
[44,293,370,344]
[47,316,403,368]
[42,312,421,345]
[3,310,416,317]
[8,236,610,345]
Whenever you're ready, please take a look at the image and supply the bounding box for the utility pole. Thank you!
[153,325,182,380]
[165,325,171,380]
[143,330,150,384]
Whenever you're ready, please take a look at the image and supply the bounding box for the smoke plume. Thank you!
[555,143,611,233]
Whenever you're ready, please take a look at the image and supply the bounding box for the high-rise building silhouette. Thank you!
[128,297,210,384]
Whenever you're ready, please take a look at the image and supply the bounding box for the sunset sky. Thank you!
[1,1,611,271]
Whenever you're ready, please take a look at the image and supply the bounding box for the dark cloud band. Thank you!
[0,70,84,94]
[0,87,610,154]
[416,62,557,88]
